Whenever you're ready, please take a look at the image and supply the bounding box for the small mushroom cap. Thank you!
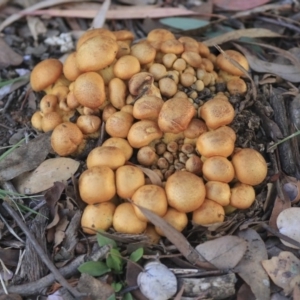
[81,202,116,234]
[116,165,145,199]
[196,126,236,157]
[76,35,118,72]
[200,97,235,129]
[205,181,231,206]
[178,36,199,52]
[181,51,202,68]
[158,77,178,97]
[137,146,158,166]
[39,94,58,114]
[155,207,188,236]
[41,111,63,132]
[102,137,133,161]
[79,166,116,204]
[51,122,83,156]
[113,202,147,234]
[132,184,168,222]
[112,29,135,42]
[144,224,161,244]
[127,120,163,148]
[30,58,63,91]
[161,39,184,55]
[226,77,247,95]
[158,97,195,134]
[231,148,267,185]
[198,42,210,57]
[31,111,43,131]
[76,115,101,134]
[216,50,249,76]
[105,111,134,138]
[192,199,225,225]
[230,182,256,209]
[63,52,82,81]
[165,171,206,213]
[73,72,106,109]
[184,118,207,139]
[108,77,127,110]
[133,95,164,120]
[76,28,117,50]
[131,42,156,65]
[113,55,141,80]
[202,156,235,183]
[128,72,154,96]
[147,29,175,50]
[87,146,126,170]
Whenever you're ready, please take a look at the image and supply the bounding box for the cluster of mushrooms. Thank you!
[30,28,268,238]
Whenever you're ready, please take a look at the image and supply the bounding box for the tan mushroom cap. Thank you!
[73,72,106,109]
[147,29,175,50]
[127,120,163,148]
[132,184,168,222]
[30,58,63,91]
[113,202,147,234]
[116,165,145,199]
[196,126,236,158]
[63,52,82,81]
[144,224,161,244]
[205,181,231,206]
[226,77,247,95]
[181,51,202,68]
[51,122,83,156]
[39,94,58,114]
[133,95,164,120]
[200,97,235,129]
[198,42,210,57]
[76,28,117,50]
[112,30,135,42]
[76,35,118,72]
[137,146,158,166]
[165,171,206,213]
[87,146,126,170]
[131,42,156,65]
[202,156,235,183]
[81,202,116,234]
[113,55,141,80]
[216,50,249,76]
[105,111,134,138]
[108,77,127,110]
[178,36,199,52]
[184,118,207,139]
[158,97,195,134]
[192,199,225,225]
[31,111,43,131]
[102,137,133,161]
[161,39,184,55]
[41,111,63,132]
[76,115,101,134]
[79,166,116,204]
[155,207,188,236]
[230,182,256,209]
[128,72,154,96]
[231,148,267,185]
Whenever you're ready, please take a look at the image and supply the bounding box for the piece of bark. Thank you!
[19,205,49,282]
[178,273,236,299]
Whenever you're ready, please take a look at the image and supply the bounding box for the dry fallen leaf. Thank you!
[203,28,281,47]
[233,229,270,300]
[195,235,247,269]
[262,251,300,295]
[14,157,80,194]
[213,0,271,11]
[269,195,291,230]
[0,132,52,182]
[277,207,300,249]
[237,283,256,300]
[0,38,23,68]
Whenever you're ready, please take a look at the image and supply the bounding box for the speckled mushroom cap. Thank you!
[30,58,63,91]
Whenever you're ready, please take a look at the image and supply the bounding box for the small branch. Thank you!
[2,202,84,298]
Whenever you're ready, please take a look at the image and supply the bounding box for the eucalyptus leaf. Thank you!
[123,292,134,300]
[97,232,117,248]
[111,282,123,293]
[107,294,116,300]
[159,17,209,31]
[78,261,110,277]
[107,248,123,273]
[129,248,144,262]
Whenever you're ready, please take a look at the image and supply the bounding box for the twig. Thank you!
[0,245,110,296]
[91,0,110,29]
[1,201,84,298]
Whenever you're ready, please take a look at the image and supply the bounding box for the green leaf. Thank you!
[107,294,116,300]
[0,75,29,89]
[159,17,209,31]
[129,248,144,262]
[106,248,123,273]
[123,292,134,300]
[111,282,123,293]
[78,261,110,276]
[97,232,117,248]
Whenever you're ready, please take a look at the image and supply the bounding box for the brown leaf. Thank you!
[45,182,65,218]
[135,165,163,186]
[14,157,79,194]
[237,283,256,300]
[277,207,300,249]
[0,132,51,182]
[269,196,291,231]
[195,236,247,269]
[293,283,300,299]
[203,28,281,47]
[233,229,270,300]
[234,44,300,82]
[262,251,300,295]
[0,38,23,68]
[213,0,271,11]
